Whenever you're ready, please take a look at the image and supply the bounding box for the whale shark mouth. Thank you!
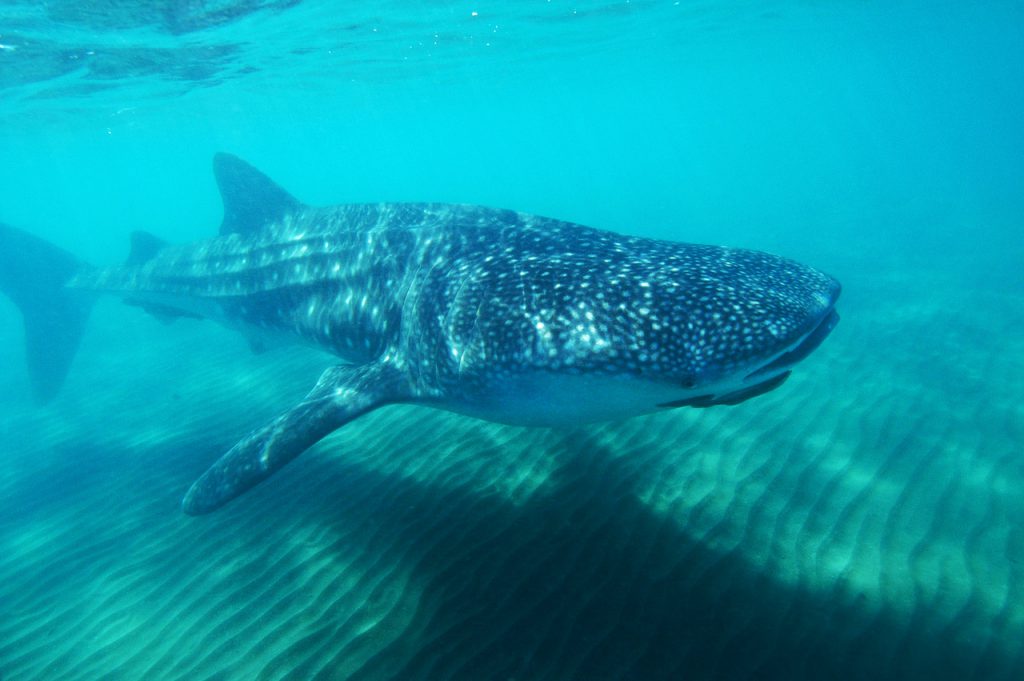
[745,307,840,382]
[658,370,793,409]
[657,304,839,410]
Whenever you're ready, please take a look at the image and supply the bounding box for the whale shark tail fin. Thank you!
[0,223,94,403]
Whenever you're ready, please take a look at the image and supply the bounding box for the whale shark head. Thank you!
[440,236,841,425]
[627,245,842,409]
[649,256,841,409]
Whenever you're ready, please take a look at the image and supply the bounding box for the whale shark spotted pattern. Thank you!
[0,153,841,514]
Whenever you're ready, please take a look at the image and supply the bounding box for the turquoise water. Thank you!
[1,2,1022,679]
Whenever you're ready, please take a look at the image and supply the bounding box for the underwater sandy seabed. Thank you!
[0,246,1021,681]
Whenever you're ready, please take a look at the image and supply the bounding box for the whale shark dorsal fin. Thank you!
[127,230,167,266]
[213,152,302,236]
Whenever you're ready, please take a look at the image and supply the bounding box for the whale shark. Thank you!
[0,153,840,514]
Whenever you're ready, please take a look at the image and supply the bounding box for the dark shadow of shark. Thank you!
[1,407,1007,680]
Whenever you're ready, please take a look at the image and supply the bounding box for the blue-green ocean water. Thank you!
[1,2,1023,680]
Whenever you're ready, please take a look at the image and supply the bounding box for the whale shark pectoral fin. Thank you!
[181,361,407,515]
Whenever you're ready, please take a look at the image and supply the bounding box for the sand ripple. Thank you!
[0,271,1022,680]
